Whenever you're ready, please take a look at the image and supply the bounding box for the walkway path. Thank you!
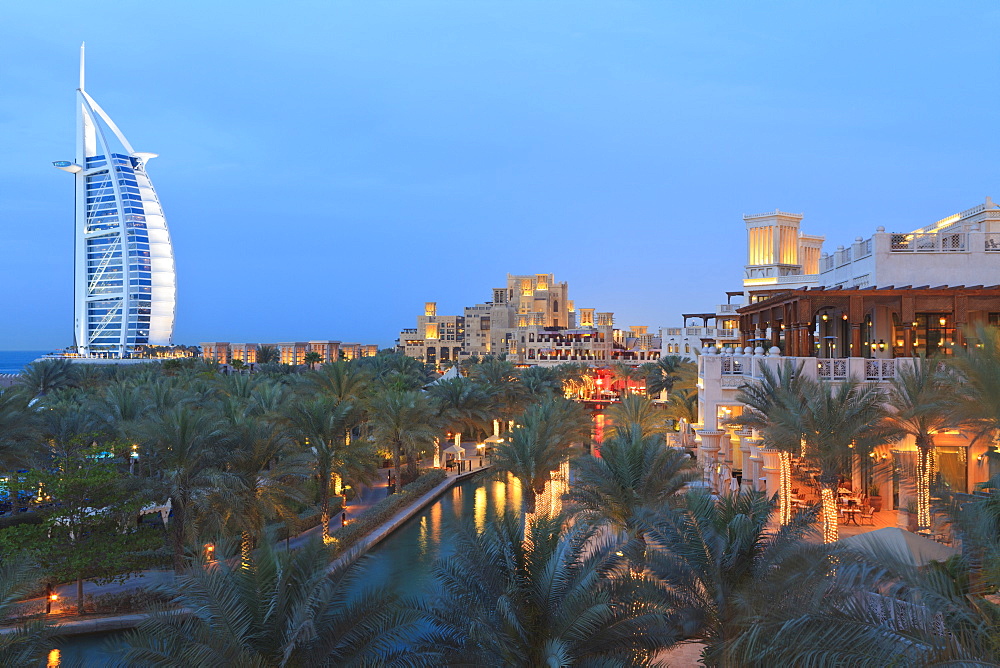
[20,446,494,617]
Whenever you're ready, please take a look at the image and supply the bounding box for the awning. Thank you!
[840,527,957,567]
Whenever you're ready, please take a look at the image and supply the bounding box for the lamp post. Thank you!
[342,485,351,526]
[129,444,139,475]
[46,584,57,614]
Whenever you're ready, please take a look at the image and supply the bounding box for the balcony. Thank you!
[709,351,909,385]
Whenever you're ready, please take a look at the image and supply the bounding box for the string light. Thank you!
[821,488,838,543]
[779,451,792,525]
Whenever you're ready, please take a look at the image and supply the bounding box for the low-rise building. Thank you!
[200,340,376,365]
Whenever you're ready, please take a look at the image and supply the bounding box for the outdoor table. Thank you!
[841,508,861,525]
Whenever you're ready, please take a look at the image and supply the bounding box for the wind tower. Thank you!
[53,44,176,357]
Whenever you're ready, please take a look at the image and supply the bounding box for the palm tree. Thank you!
[0,558,50,665]
[642,355,696,399]
[17,359,76,397]
[427,376,493,463]
[727,520,1000,665]
[607,392,668,438]
[284,395,368,543]
[360,353,431,391]
[732,360,807,525]
[469,355,526,421]
[96,380,151,446]
[752,375,900,542]
[117,539,424,666]
[256,344,280,365]
[215,415,311,566]
[491,397,590,512]
[638,490,830,665]
[665,388,698,425]
[566,422,696,538]
[141,405,235,572]
[609,361,643,396]
[518,365,563,398]
[367,389,438,489]
[303,351,323,369]
[305,360,370,402]
[884,356,961,530]
[0,388,39,470]
[418,511,675,666]
[954,325,1000,481]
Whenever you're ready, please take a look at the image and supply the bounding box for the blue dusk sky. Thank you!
[1,2,997,350]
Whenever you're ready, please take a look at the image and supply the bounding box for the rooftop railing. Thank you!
[890,232,966,252]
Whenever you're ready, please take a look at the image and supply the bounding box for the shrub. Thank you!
[327,469,448,556]
[86,588,173,614]
[272,499,343,542]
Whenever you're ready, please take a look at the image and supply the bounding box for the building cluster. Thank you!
[200,341,379,366]
[679,197,1000,505]
[397,273,661,368]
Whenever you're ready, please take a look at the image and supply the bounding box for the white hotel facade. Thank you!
[53,45,176,358]
[687,198,1000,506]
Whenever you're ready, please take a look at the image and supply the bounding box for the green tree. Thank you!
[419,511,674,666]
[638,490,829,666]
[303,351,323,369]
[141,405,234,572]
[213,416,310,566]
[0,388,39,470]
[491,397,590,512]
[284,396,370,543]
[885,356,961,530]
[665,387,699,424]
[469,355,526,421]
[518,365,564,398]
[305,360,371,402]
[642,355,696,399]
[256,345,280,365]
[954,325,1000,480]
[0,441,157,613]
[607,392,668,439]
[732,360,807,526]
[427,376,493,456]
[0,558,50,665]
[566,423,696,538]
[367,389,438,489]
[118,539,424,666]
[17,359,77,397]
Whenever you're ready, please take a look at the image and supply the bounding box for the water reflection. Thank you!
[475,485,487,532]
[364,477,524,598]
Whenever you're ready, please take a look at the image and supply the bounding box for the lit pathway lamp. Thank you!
[129,444,139,475]
[46,584,57,614]
[342,485,351,526]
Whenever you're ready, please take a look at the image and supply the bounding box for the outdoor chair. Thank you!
[860,506,875,525]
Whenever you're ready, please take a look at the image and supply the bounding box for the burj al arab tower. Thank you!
[53,44,176,358]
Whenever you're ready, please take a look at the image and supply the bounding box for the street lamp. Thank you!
[130,444,139,475]
[342,485,351,526]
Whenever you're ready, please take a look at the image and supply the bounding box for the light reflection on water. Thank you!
[53,475,517,664]
[363,476,520,598]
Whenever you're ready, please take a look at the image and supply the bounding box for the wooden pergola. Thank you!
[737,285,1000,358]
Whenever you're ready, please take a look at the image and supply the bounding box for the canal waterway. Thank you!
[53,473,516,665]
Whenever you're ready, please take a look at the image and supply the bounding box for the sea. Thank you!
[0,351,50,375]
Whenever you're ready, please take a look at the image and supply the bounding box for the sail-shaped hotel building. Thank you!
[54,44,176,358]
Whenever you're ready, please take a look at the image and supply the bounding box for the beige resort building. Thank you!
[201,341,378,366]
[397,273,661,368]
[686,198,1000,506]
